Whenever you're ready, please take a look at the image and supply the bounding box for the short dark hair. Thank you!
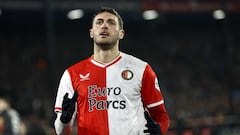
[92,7,124,30]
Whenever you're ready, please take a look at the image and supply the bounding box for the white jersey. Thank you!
[54,52,165,135]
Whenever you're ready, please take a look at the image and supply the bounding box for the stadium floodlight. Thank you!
[212,9,225,20]
[142,10,159,20]
[67,9,84,20]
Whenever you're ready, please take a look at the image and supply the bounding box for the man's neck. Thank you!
[93,45,120,64]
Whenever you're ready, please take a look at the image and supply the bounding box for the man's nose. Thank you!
[101,22,109,29]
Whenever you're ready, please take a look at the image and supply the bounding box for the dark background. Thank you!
[1,0,240,135]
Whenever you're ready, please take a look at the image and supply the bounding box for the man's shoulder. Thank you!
[121,52,147,66]
[67,57,91,71]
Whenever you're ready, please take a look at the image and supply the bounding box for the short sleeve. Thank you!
[54,70,75,113]
[141,64,164,109]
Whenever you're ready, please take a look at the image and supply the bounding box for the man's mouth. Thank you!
[100,32,109,36]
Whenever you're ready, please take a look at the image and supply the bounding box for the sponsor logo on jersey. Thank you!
[80,73,90,81]
[155,78,160,91]
[87,85,126,112]
[121,70,133,80]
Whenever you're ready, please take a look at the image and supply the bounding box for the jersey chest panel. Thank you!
[68,55,148,135]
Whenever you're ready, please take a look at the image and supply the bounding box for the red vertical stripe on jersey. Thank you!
[68,58,109,135]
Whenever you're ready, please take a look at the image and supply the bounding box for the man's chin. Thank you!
[96,42,115,50]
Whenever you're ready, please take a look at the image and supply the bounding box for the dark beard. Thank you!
[95,40,117,50]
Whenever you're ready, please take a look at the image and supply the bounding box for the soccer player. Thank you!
[0,97,21,135]
[54,7,170,135]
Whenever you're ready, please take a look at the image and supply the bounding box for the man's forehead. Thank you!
[94,12,118,21]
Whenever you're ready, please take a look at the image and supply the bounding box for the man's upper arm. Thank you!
[54,70,75,113]
[141,64,170,134]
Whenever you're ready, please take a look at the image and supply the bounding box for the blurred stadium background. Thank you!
[0,0,240,135]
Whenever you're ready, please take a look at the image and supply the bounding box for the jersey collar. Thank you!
[90,52,122,68]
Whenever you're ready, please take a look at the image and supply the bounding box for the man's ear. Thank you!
[119,30,125,39]
[89,28,93,38]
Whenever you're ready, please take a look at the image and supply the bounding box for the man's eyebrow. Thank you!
[107,18,116,22]
[95,18,116,21]
[95,18,104,21]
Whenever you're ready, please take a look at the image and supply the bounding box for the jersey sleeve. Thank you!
[141,64,170,134]
[54,70,75,113]
[141,64,163,107]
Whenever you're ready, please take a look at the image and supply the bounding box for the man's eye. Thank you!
[96,21,103,25]
[109,21,116,25]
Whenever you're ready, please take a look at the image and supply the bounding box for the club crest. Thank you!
[121,70,133,80]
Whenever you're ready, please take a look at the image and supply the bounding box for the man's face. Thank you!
[90,12,124,50]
